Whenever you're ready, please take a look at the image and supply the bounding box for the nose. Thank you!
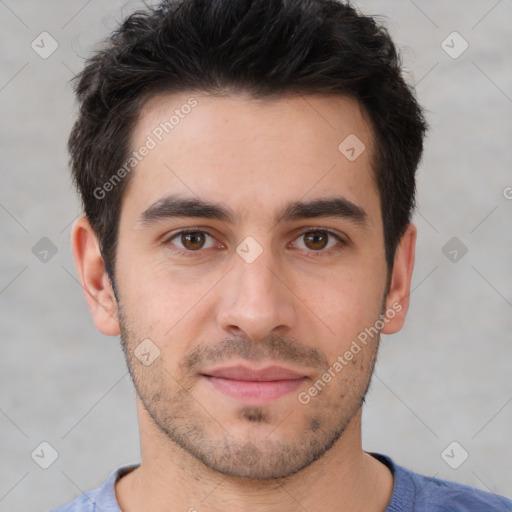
[215,248,297,343]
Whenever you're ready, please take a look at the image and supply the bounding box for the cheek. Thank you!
[118,245,195,310]
[118,260,219,354]
[292,266,385,354]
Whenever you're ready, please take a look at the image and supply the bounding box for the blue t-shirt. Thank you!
[50,453,512,511]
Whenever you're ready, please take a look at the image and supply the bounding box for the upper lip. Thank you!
[202,365,306,381]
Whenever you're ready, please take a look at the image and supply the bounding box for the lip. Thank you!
[204,365,305,381]
[201,365,308,404]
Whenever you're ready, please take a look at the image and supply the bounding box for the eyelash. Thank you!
[163,228,347,258]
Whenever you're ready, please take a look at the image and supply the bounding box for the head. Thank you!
[70,0,426,480]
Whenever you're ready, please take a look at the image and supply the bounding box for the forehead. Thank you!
[123,91,380,227]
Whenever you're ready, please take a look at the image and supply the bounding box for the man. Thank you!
[51,0,511,510]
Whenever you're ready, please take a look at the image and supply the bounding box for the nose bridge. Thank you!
[216,242,296,341]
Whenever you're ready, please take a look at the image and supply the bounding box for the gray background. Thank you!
[1,1,511,510]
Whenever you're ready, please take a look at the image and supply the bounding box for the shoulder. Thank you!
[48,463,140,512]
[408,471,512,511]
[371,453,512,512]
[48,489,100,512]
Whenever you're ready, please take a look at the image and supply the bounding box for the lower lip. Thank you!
[204,376,307,403]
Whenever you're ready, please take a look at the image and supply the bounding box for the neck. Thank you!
[115,403,394,512]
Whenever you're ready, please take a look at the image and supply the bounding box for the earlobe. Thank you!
[71,216,121,336]
[381,223,417,335]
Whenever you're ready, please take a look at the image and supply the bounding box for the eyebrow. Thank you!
[138,194,368,228]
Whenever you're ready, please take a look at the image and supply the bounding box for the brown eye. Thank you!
[293,229,342,252]
[181,231,207,250]
[304,231,329,250]
[167,230,217,253]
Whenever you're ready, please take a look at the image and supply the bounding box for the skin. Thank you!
[72,91,416,512]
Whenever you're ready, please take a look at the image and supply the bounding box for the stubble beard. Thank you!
[118,308,381,480]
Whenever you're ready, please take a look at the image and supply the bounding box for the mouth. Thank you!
[201,365,308,404]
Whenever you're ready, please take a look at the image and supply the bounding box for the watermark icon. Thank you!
[31,32,59,59]
[31,441,59,469]
[32,237,58,263]
[236,236,263,264]
[441,441,469,469]
[93,97,198,200]
[338,134,366,161]
[503,186,512,200]
[134,338,161,366]
[441,236,468,263]
[298,302,402,404]
[441,31,469,59]
[235,441,261,467]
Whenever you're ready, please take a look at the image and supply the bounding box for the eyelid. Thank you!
[293,226,346,241]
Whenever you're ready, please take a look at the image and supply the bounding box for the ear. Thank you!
[71,216,121,336]
[381,222,416,335]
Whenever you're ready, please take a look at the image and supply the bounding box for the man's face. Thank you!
[113,92,390,478]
